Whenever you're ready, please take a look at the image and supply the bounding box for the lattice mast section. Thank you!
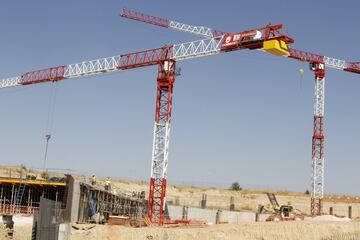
[310,62,325,216]
[148,60,176,225]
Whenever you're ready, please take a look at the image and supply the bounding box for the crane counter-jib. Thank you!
[288,48,360,73]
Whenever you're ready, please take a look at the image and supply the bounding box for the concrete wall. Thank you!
[168,205,270,224]
[64,175,81,223]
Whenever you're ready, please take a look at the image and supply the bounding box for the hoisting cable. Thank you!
[298,62,305,90]
[42,82,58,171]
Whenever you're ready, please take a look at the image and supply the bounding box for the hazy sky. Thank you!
[0,0,359,194]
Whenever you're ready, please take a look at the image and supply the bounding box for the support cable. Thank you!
[43,83,58,171]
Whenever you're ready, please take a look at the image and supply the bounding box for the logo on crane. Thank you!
[221,30,262,50]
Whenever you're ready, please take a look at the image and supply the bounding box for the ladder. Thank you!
[14,184,26,205]
[266,193,280,208]
[86,186,97,217]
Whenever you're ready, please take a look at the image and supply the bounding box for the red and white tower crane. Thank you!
[121,9,360,217]
[0,21,295,225]
[0,9,358,225]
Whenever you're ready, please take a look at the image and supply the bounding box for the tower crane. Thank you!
[0,21,293,224]
[0,9,358,225]
[121,9,360,217]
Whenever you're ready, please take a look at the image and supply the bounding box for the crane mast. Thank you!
[149,59,176,224]
[310,62,325,215]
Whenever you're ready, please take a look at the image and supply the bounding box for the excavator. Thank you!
[258,193,304,221]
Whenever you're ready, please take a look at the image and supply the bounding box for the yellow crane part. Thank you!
[262,39,289,56]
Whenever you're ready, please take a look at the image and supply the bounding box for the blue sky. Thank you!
[0,0,359,194]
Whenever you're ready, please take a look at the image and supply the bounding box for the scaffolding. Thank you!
[0,177,66,215]
[77,183,146,223]
[0,176,146,225]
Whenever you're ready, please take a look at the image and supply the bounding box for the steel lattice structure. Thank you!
[0,8,359,224]
[148,60,176,224]
[310,63,326,215]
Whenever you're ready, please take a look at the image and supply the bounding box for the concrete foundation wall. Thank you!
[168,205,270,224]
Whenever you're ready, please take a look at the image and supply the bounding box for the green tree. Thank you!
[305,189,310,195]
[19,164,27,171]
[17,164,27,178]
[41,171,49,180]
[230,182,242,191]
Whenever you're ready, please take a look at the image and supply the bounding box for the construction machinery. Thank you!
[0,8,359,225]
[258,193,303,221]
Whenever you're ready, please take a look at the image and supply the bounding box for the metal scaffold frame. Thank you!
[0,179,66,216]
[77,183,146,223]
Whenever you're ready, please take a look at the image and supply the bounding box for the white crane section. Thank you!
[323,56,346,70]
[0,56,121,89]
[0,77,21,89]
[172,36,224,61]
[169,20,214,38]
[314,74,325,117]
[64,56,120,78]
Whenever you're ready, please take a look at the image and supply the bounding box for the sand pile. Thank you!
[306,215,351,222]
[69,221,360,240]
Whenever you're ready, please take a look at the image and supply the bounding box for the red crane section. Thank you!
[289,48,324,63]
[221,24,294,53]
[21,66,66,85]
[121,8,227,37]
[345,62,360,74]
[118,46,172,70]
[121,9,170,28]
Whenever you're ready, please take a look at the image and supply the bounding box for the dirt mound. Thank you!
[307,215,351,222]
[69,222,360,240]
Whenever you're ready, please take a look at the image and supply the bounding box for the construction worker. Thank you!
[90,174,96,186]
[104,177,111,191]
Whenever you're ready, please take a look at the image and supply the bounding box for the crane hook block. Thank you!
[262,40,289,57]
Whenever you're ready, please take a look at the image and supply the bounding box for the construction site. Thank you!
[0,2,360,240]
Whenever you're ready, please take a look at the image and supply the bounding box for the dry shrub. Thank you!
[240,204,253,211]
[321,231,360,240]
